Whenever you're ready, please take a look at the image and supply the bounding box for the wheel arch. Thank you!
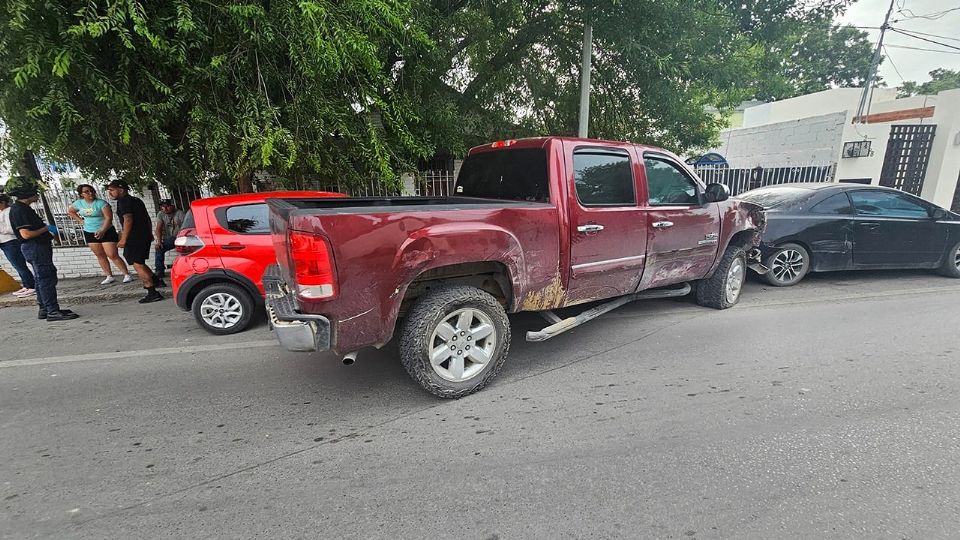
[177,269,263,311]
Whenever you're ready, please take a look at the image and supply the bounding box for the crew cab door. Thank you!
[639,153,721,289]
[563,143,648,305]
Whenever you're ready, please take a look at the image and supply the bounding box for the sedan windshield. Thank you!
[737,186,814,209]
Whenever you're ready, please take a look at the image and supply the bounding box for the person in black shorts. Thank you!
[107,180,163,303]
[67,184,132,285]
[7,183,79,321]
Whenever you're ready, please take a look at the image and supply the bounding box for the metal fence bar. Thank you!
[694,162,835,196]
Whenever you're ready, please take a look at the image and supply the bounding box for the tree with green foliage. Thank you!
[0,0,863,191]
[0,0,431,191]
[752,21,880,100]
[899,69,960,97]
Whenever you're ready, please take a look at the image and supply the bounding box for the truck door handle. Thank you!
[652,221,674,229]
[577,224,605,233]
[222,243,246,250]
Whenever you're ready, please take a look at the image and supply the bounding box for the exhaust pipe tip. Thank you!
[342,352,358,366]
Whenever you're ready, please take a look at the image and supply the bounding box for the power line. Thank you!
[889,27,960,44]
[896,6,960,20]
[889,28,960,52]
[881,45,906,84]
[885,43,960,54]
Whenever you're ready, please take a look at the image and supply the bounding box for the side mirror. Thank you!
[931,208,947,220]
[704,183,730,203]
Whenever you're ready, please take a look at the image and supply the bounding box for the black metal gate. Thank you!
[879,124,936,196]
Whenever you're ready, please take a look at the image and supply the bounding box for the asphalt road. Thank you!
[2,270,960,539]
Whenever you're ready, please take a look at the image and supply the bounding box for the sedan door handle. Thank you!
[577,224,605,233]
[652,221,674,229]
[858,222,880,229]
[222,243,246,251]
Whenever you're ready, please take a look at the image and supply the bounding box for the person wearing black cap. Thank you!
[7,183,79,321]
[153,198,183,282]
[106,180,163,303]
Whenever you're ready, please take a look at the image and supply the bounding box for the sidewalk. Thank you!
[0,277,166,308]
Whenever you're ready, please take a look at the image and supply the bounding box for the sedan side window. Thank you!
[811,193,853,214]
[644,157,700,206]
[573,149,636,206]
[849,191,929,219]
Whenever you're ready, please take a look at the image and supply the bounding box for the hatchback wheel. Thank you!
[192,283,255,335]
[763,243,810,287]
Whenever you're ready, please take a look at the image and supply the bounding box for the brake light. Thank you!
[174,229,204,255]
[490,139,517,148]
[288,230,336,299]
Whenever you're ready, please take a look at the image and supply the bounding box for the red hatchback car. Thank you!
[172,191,341,334]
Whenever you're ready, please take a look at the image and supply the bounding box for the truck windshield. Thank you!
[455,148,549,202]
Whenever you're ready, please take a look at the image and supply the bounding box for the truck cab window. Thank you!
[573,149,635,206]
[455,149,549,202]
[644,157,700,206]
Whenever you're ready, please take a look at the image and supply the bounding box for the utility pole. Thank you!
[855,0,896,123]
[577,20,593,138]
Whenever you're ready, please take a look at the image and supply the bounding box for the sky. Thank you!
[840,0,960,86]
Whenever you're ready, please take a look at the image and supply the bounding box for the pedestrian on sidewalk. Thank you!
[154,198,184,279]
[0,193,37,298]
[106,180,163,304]
[7,184,78,321]
[67,184,133,285]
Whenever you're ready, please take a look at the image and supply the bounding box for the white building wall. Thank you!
[921,89,960,209]
[742,88,899,128]
[713,112,846,168]
[835,114,891,184]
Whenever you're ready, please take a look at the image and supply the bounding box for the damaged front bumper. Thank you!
[263,265,330,353]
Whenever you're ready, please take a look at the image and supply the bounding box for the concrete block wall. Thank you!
[713,112,847,168]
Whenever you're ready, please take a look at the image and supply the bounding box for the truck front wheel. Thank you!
[399,285,511,399]
[696,244,747,309]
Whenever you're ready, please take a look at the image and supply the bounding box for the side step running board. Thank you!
[526,283,692,342]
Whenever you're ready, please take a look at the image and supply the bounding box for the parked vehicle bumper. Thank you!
[263,265,331,353]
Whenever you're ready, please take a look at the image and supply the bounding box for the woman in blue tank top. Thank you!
[68,184,132,285]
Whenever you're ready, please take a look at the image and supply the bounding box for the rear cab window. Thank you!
[455,148,549,202]
[572,148,635,206]
[215,204,270,234]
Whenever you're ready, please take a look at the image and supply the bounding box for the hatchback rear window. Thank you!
[455,148,549,202]
[222,204,270,234]
[737,187,814,208]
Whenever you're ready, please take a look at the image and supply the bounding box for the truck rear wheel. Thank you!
[696,244,747,310]
[399,285,511,399]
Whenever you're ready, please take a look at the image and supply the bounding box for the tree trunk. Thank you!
[17,151,61,245]
[237,170,254,193]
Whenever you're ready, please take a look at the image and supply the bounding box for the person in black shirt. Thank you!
[107,180,163,303]
[7,184,78,321]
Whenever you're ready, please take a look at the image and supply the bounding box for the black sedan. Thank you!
[736,183,960,286]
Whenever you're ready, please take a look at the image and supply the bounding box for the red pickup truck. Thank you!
[264,137,766,398]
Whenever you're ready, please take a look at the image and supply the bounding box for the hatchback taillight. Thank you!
[174,229,205,255]
[288,230,336,300]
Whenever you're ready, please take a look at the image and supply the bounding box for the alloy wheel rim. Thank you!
[199,293,243,329]
[428,308,497,383]
[726,257,745,304]
[771,249,805,283]
[954,246,960,271]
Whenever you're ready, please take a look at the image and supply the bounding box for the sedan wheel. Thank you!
[937,241,960,278]
[763,243,810,287]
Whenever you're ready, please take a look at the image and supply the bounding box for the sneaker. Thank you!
[38,310,47,320]
[122,274,134,283]
[101,275,116,285]
[138,289,164,304]
[12,288,34,297]
[46,310,79,321]
[153,277,168,288]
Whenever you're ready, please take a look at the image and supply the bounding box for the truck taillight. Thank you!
[174,229,204,255]
[289,230,336,300]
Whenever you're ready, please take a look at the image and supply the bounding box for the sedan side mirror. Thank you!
[704,183,730,203]
[931,208,948,220]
